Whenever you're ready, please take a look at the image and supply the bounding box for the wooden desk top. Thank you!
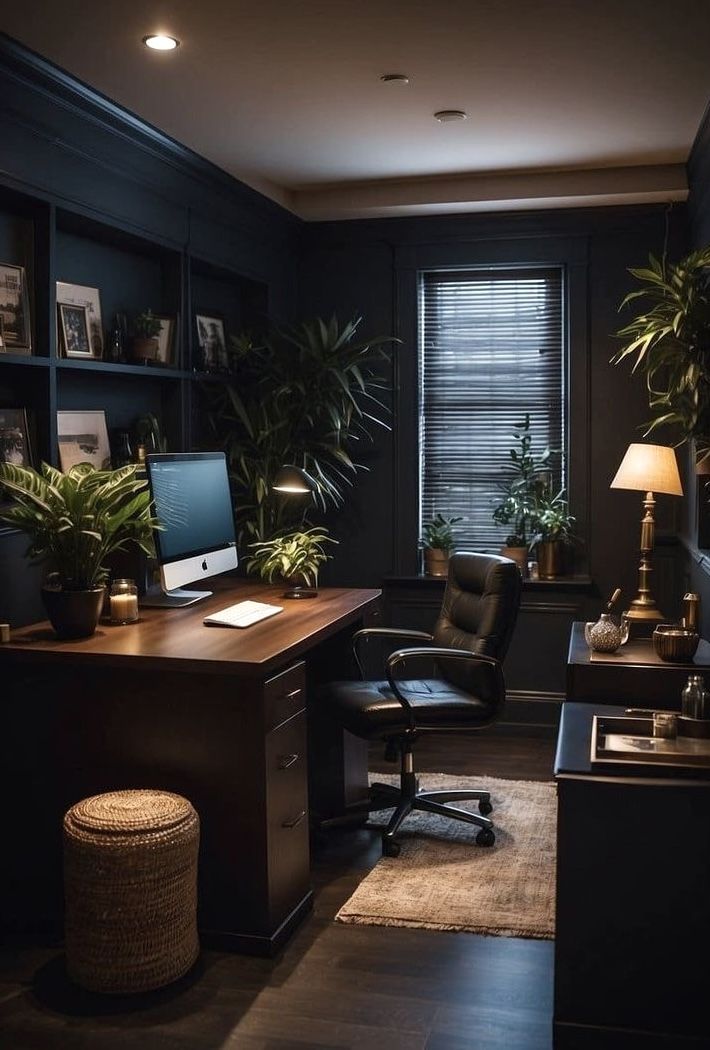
[0,578,381,677]
[567,620,710,671]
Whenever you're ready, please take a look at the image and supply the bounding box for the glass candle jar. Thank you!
[109,578,139,624]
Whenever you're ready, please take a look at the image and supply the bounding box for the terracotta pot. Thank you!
[536,540,564,579]
[41,586,105,639]
[424,548,449,577]
[501,546,528,577]
[129,336,159,363]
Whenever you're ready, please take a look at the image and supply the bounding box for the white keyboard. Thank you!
[203,599,283,628]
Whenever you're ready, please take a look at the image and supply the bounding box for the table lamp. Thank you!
[610,443,683,624]
[271,464,318,598]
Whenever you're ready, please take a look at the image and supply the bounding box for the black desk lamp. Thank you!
[272,465,318,599]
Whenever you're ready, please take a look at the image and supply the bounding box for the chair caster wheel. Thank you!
[382,836,401,857]
[476,828,495,847]
[478,800,493,816]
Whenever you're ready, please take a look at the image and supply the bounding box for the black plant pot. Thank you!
[41,586,106,640]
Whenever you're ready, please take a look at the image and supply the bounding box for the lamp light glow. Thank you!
[143,34,180,51]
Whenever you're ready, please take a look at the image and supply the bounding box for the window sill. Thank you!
[384,573,594,592]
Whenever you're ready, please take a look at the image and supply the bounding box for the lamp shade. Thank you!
[272,465,316,494]
[610,443,683,496]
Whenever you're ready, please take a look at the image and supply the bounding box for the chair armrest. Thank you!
[352,627,433,678]
[384,647,503,729]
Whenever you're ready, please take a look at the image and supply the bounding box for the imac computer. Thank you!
[142,451,238,607]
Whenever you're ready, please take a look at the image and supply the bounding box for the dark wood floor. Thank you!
[0,730,557,1050]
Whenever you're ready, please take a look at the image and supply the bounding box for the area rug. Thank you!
[335,773,556,939]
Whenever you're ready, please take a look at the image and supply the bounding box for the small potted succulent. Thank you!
[130,309,162,363]
[0,461,157,638]
[421,513,462,577]
[246,526,336,597]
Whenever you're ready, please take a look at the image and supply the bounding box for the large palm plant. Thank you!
[0,462,157,590]
[204,315,395,543]
[612,247,710,465]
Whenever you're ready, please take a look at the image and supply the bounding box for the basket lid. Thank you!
[65,789,195,836]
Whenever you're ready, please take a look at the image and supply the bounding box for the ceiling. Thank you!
[3,1,710,220]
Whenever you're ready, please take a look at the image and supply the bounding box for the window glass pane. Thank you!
[419,267,565,551]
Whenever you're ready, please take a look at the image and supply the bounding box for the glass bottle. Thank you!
[109,578,139,624]
[681,674,705,719]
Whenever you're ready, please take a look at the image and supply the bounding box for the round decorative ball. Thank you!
[63,789,200,994]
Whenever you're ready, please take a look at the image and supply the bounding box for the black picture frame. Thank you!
[0,262,32,354]
[0,407,33,468]
[195,313,228,373]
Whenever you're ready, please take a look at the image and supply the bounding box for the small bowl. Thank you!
[652,624,700,663]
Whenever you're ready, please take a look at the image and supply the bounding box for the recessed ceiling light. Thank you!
[434,110,467,123]
[380,73,409,84]
[143,34,180,51]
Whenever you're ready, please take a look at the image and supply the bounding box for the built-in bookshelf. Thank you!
[0,183,268,469]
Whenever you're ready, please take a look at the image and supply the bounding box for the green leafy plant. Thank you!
[530,486,575,544]
[132,309,162,340]
[492,415,553,547]
[203,315,396,546]
[612,247,710,465]
[246,526,337,587]
[421,513,463,552]
[0,462,157,590]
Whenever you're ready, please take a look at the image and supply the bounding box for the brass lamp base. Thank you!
[622,602,665,624]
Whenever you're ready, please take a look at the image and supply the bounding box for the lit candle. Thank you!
[110,592,139,623]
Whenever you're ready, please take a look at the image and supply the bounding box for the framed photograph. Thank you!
[155,315,176,366]
[56,282,103,358]
[57,410,111,471]
[0,408,32,467]
[195,313,228,373]
[0,262,31,354]
[58,303,92,359]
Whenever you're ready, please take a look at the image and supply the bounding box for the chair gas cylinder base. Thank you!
[318,553,521,856]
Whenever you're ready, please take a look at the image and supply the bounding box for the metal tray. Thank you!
[591,714,710,775]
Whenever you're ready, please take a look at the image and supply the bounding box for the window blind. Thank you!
[419,267,565,552]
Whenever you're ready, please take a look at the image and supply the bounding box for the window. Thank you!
[419,266,565,551]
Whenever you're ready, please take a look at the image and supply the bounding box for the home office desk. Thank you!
[567,620,710,707]
[0,579,380,955]
[554,702,710,1048]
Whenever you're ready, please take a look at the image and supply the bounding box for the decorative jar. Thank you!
[584,613,629,653]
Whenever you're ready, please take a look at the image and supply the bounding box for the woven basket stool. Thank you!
[63,789,200,994]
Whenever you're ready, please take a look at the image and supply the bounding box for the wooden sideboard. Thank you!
[554,702,710,1048]
[0,578,381,955]
[566,621,710,708]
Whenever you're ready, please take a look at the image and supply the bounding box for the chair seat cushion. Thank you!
[320,678,493,740]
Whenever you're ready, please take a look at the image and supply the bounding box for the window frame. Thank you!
[393,234,589,576]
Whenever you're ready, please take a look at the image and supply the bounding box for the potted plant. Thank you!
[0,461,157,638]
[246,526,336,597]
[492,415,552,575]
[421,513,462,576]
[130,309,162,364]
[612,247,710,470]
[203,315,396,545]
[531,486,575,579]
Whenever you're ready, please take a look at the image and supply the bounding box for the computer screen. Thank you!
[143,451,238,606]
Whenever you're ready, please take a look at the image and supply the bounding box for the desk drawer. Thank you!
[266,711,310,923]
[264,661,306,732]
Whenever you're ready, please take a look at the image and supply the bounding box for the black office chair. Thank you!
[319,552,521,856]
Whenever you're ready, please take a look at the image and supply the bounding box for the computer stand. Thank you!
[140,586,213,608]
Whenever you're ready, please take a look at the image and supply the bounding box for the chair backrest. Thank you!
[432,552,522,692]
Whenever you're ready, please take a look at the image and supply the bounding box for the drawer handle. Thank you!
[278,753,300,770]
[284,688,302,701]
[282,810,306,829]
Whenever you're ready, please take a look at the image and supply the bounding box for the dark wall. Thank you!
[684,100,710,636]
[300,205,688,623]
